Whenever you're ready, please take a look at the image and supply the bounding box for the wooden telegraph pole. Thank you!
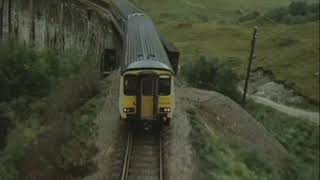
[8,0,12,37]
[0,0,4,40]
[29,0,35,46]
[242,26,258,105]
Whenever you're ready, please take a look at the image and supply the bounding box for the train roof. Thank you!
[122,14,173,73]
[113,0,141,18]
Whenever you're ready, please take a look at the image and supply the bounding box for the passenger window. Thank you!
[159,78,171,96]
[124,75,137,95]
[142,79,154,95]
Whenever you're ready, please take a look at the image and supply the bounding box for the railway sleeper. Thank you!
[129,161,159,168]
[127,176,160,180]
[128,169,160,176]
[131,149,159,155]
[130,157,158,163]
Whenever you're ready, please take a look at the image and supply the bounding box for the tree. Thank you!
[0,0,4,40]
[181,56,241,102]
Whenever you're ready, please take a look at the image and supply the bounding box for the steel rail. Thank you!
[121,131,133,180]
[159,132,163,180]
[120,129,163,180]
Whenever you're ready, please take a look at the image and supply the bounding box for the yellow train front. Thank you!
[119,14,175,125]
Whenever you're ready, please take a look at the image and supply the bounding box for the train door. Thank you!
[140,75,157,119]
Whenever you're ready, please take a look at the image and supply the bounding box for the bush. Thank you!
[308,3,320,14]
[181,56,241,102]
[277,36,300,47]
[288,1,308,16]
[0,42,49,100]
[215,64,241,102]
[181,56,218,89]
[0,42,83,102]
[264,2,320,24]
[0,41,99,179]
[266,7,288,22]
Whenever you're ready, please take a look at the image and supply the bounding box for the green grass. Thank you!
[188,109,273,180]
[188,100,319,180]
[245,101,319,180]
[134,0,291,22]
[132,0,320,104]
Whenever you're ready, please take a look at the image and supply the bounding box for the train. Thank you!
[110,0,179,126]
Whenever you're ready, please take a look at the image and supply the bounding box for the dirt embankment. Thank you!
[249,68,319,108]
[176,87,289,167]
[84,74,288,179]
[243,68,319,123]
[251,95,319,124]
[163,91,194,180]
[84,71,121,180]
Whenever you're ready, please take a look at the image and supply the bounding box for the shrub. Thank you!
[0,158,19,180]
[308,3,320,13]
[277,36,299,47]
[0,113,12,149]
[238,11,260,22]
[0,41,99,179]
[0,42,85,102]
[181,56,218,89]
[215,64,241,102]
[181,56,241,102]
[288,1,308,16]
[283,15,307,24]
[264,2,319,24]
[0,42,47,100]
[266,7,288,22]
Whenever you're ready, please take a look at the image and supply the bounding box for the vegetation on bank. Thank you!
[245,101,319,180]
[133,0,320,104]
[181,56,241,103]
[189,109,278,180]
[189,105,319,180]
[0,42,82,101]
[239,1,319,24]
[0,42,101,180]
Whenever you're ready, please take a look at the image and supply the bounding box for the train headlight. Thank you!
[160,107,171,113]
[123,108,135,113]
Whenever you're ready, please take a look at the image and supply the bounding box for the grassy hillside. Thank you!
[245,101,319,180]
[189,102,319,180]
[132,0,320,104]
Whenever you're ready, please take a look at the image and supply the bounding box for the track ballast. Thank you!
[121,126,163,180]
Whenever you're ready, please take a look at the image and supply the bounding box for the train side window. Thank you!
[159,78,171,96]
[124,75,137,95]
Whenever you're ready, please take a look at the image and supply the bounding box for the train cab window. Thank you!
[159,78,171,96]
[124,75,137,95]
[142,79,154,96]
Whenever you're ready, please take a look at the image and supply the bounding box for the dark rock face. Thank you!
[1,0,116,62]
[0,0,119,151]
[0,116,12,150]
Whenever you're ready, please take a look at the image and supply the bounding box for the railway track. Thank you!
[121,128,163,180]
